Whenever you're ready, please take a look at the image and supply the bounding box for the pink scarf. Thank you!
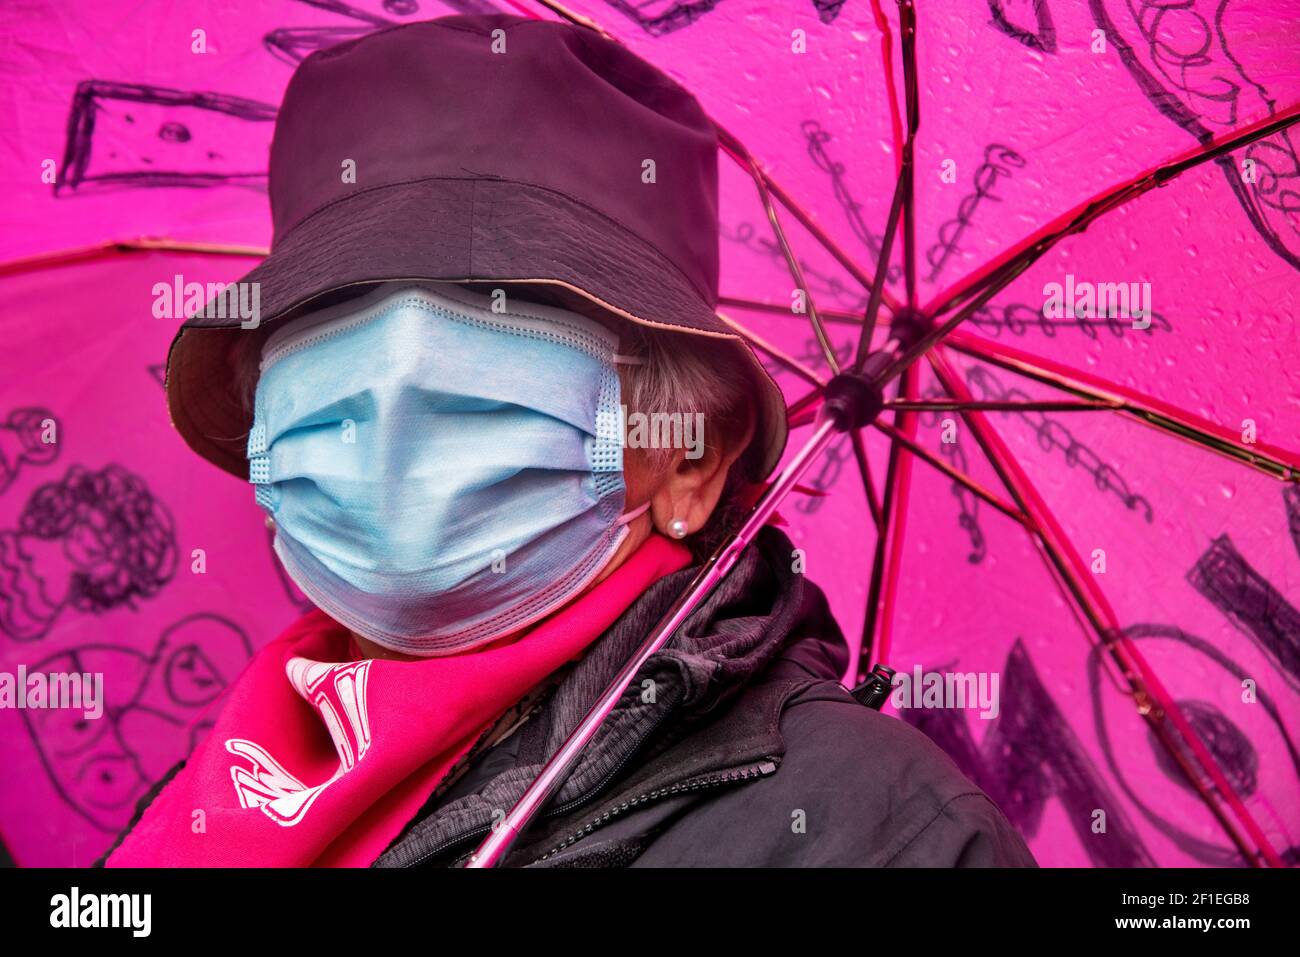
[107,533,691,867]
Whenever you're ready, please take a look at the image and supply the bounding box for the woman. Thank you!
[100,13,1036,868]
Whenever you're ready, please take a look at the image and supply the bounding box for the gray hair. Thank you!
[232,297,763,560]
[610,321,764,559]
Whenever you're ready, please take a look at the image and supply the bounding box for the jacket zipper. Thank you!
[405,757,779,868]
[402,697,681,868]
[525,758,779,866]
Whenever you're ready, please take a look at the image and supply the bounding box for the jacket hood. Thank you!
[373,525,849,866]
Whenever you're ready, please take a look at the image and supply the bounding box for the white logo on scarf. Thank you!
[226,658,373,827]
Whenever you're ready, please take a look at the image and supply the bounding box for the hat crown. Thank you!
[269,14,720,304]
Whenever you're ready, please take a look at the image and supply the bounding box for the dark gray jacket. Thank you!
[101,527,1036,868]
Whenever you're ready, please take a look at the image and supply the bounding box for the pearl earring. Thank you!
[668,517,689,539]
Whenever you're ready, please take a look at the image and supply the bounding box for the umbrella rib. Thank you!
[853,0,920,367]
[884,398,1120,413]
[786,388,826,430]
[867,0,905,167]
[926,103,1300,320]
[853,160,910,370]
[926,346,1284,868]
[945,331,1300,481]
[715,130,842,374]
[880,103,1300,383]
[715,125,905,316]
[717,295,867,327]
[871,419,1029,526]
[855,367,921,683]
[898,0,919,309]
[849,428,885,531]
[0,237,268,277]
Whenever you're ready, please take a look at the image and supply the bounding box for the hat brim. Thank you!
[166,176,788,480]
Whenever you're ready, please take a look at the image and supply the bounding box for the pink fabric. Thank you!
[3,0,1298,869]
[106,533,691,868]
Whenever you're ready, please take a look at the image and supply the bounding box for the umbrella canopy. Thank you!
[1,0,1297,867]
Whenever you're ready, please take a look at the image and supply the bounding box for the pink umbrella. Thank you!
[0,0,1297,868]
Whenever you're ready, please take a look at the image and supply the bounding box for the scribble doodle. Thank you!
[20,614,253,832]
[809,0,848,23]
[987,0,1057,53]
[1090,623,1300,866]
[1187,534,1300,691]
[56,81,276,195]
[0,407,59,496]
[1150,700,1257,796]
[796,435,850,515]
[599,0,725,35]
[0,465,177,642]
[963,365,1154,521]
[925,144,1027,282]
[802,120,902,283]
[915,389,987,564]
[799,334,853,378]
[264,2,574,63]
[1092,0,1300,271]
[1285,486,1300,560]
[968,299,1171,339]
[903,639,1155,866]
[266,26,376,66]
[721,220,872,315]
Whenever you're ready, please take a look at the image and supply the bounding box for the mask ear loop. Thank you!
[612,352,648,527]
[616,500,651,525]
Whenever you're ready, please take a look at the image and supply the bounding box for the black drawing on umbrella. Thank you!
[802,120,903,284]
[961,365,1154,522]
[29,1,1299,869]
[601,0,733,36]
[267,0,406,65]
[1092,0,1300,271]
[967,299,1172,340]
[1090,621,1300,866]
[986,0,1057,54]
[0,407,60,496]
[55,81,276,195]
[0,465,177,643]
[1287,486,1300,557]
[794,436,848,516]
[20,613,253,833]
[925,143,1027,283]
[722,218,872,316]
[903,640,1156,867]
[1188,534,1300,693]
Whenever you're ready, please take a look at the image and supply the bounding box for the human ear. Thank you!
[648,407,757,539]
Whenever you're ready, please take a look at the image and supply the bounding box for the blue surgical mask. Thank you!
[247,283,650,656]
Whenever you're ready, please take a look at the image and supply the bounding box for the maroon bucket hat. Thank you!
[165,12,789,481]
